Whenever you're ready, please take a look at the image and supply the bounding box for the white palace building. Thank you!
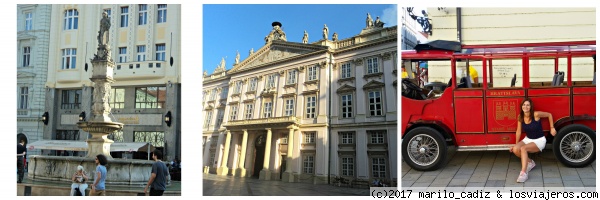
[203,18,398,185]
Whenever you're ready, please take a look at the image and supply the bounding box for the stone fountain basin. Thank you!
[28,155,156,185]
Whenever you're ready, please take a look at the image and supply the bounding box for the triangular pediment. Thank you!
[362,80,385,90]
[231,41,327,73]
[336,84,356,94]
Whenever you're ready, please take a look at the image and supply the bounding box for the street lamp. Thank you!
[79,111,86,122]
[42,112,49,125]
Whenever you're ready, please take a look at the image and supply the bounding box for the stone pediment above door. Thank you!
[231,42,326,73]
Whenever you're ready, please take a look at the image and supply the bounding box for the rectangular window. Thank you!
[341,94,353,118]
[245,104,253,119]
[209,150,216,165]
[63,9,78,30]
[281,135,288,144]
[287,70,297,84]
[221,87,228,99]
[56,130,80,140]
[308,65,318,81]
[367,57,379,74]
[134,87,166,108]
[210,89,217,100]
[108,131,124,142]
[118,47,127,63]
[370,131,385,144]
[204,111,213,128]
[341,157,354,176]
[266,74,276,89]
[155,44,166,61]
[285,99,294,116]
[340,132,354,144]
[372,158,386,178]
[202,91,208,102]
[61,90,82,109]
[263,102,272,118]
[157,4,167,23]
[19,87,29,109]
[303,155,314,174]
[306,96,316,118]
[25,12,32,31]
[234,81,242,94]
[120,7,129,27]
[304,132,315,144]
[137,45,146,61]
[22,47,31,67]
[341,63,352,78]
[61,48,77,69]
[138,4,148,25]
[104,8,111,18]
[134,131,165,147]
[109,88,125,109]
[216,109,224,128]
[229,105,238,121]
[368,91,383,116]
[249,78,257,91]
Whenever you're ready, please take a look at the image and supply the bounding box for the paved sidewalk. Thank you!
[401,146,596,192]
[203,174,369,196]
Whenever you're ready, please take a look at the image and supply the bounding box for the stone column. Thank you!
[217,130,232,176]
[259,128,272,180]
[235,129,249,177]
[282,126,296,182]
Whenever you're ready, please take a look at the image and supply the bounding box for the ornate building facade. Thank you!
[17,4,53,156]
[43,4,181,160]
[203,19,398,185]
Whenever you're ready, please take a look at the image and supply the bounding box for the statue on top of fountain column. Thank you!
[94,12,112,61]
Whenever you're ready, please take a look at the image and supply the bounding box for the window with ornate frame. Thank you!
[249,78,257,91]
[263,102,272,118]
[367,57,380,74]
[245,103,253,119]
[305,96,316,118]
[341,62,352,78]
[287,70,297,84]
[284,99,294,116]
[266,74,277,89]
[204,111,213,128]
[234,81,243,94]
[368,90,383,116]
[340,94,353,118]
[308,65,319,81]
[229,105,238,121]
[215,109,224,128]
[25,12,32,31]
[61,89,81,109]
[19,87,29,109]
[22,46,31,67]
[108,131,124,142]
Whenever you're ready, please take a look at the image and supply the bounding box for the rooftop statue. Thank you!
[322,24,329,40]
[302,30,308,44]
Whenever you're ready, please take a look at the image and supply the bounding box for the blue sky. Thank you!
[203,4,397,74]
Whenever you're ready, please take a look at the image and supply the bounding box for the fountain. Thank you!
[27,12,155,187]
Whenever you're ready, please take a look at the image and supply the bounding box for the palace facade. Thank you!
[203,19,398,185]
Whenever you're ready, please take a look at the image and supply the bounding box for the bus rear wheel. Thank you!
[402,127,447,171]
[553,124,596,168]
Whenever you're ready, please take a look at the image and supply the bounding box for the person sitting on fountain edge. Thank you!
[90,154,107,196]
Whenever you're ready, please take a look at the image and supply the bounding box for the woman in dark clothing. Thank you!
[509,98,556,182]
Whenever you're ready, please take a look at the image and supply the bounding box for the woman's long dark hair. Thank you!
[518,98,535,123]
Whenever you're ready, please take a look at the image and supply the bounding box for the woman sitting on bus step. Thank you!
[509,98,556,183]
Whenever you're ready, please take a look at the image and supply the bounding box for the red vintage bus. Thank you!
[401,40,596,171]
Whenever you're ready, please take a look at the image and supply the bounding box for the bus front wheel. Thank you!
[553,124,596,168]
[402,127,447,171]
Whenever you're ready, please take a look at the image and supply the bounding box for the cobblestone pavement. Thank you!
[401,146,596,192]
[203,174,370,196]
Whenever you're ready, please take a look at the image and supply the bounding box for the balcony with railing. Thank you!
[224,116,299,130]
